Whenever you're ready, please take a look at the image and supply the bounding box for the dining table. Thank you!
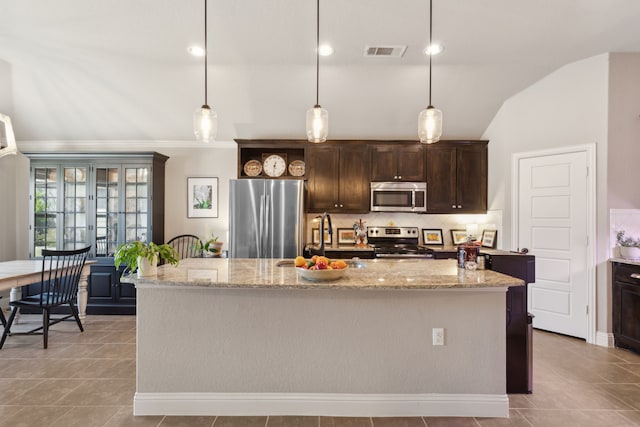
[0,259,95,323]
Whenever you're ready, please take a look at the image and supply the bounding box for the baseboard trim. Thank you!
[596,331,614,348]
[133,392,509,418]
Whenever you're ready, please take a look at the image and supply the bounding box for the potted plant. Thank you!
[114,241,179,277]
[195,235,224,257]
[616,230,640,260]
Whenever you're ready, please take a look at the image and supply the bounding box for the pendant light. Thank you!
[193,0,217,143]
[306,0,328,143]
[418,0,442,144]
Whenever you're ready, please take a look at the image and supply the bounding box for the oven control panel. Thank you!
[367,226,420,238]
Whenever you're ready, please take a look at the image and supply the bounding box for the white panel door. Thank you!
[518,152,588,338]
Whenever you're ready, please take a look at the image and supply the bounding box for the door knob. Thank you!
[457,205,462,208]
[398,176,402,180]
[452,205,456,208]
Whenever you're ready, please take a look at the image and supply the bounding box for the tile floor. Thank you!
[1,315,640,426]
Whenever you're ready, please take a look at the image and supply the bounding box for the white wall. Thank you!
[482,53,610,334]
[608,53,640,209]
[161,146,237,248]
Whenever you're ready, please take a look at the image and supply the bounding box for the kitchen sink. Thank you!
[275,259,367,269]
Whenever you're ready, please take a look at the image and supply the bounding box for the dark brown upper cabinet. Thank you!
[425,141,488,214]
[307,142,370,213]
[371,144,425,182]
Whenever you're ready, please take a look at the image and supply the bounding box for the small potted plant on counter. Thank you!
[616,230,640,260]
[114,241,179,277]
[195,235,224,257]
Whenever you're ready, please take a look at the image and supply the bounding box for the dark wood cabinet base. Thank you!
[612,262,640,354]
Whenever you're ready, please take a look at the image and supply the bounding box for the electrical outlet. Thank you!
[432,328,444,346]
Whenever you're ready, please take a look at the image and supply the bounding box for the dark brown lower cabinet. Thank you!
[486,253,536,394]
[612,262,640,354]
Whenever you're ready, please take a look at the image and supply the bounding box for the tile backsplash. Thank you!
[307,210,503,248]
[610,209,640,257]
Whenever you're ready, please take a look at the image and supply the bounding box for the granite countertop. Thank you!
[610,257,640,267]
[128,258,524,291]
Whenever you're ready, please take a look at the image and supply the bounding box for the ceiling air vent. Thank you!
[364,45,407,58]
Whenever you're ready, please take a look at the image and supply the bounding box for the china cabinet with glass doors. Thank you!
[26,152,168,314]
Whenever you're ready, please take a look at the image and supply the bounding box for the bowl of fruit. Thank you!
[294,256,348,281]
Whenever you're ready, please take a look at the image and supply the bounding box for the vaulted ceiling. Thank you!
[1,0,639,144]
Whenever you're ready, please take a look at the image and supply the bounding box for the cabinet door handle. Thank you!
[398,175,402,180]
[631,273,640,279]
[457,205,462,208]
[394,175,398,179]
[452,205,457,209]
[334,204,338,208]
[339,204,344,208]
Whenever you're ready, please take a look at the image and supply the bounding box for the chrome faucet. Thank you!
[309,212,332,257]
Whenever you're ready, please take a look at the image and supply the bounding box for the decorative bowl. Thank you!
[296,266,348,281]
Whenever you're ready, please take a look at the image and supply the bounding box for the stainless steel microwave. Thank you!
[370,182,427,213]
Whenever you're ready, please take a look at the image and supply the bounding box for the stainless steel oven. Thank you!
[370,182,427,213]
[368,226,433,259]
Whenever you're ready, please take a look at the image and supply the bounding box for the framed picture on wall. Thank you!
[337,228,356,245]
[312,228,332,245]
[422,229,444,245]
[481,230,497,248]
[450,229,468,245]
[187,177,218,218]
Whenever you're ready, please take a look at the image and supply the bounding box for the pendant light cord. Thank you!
[428,0,433,107]
[204,0,208,106]
[315,0,320,107]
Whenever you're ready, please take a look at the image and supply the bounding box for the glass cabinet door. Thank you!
[33,167,59,257]
[124,166,150,243]
[62,167,88,250]
[32,165,89,255]
[95,167,120,256]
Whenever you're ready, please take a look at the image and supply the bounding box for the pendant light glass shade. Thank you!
[307,0,328,143]
[306,105,328,143]
[194,105,217,143]
[193,0,217,143]
[418,105,442,144]
[419,0,442,144]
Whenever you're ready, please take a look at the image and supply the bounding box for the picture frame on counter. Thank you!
[312,228,332,245]
[481,230,497,248]
[187,177,218,218]
[450,229,468,245]
[422,228,443,245]
[337,228,356,245]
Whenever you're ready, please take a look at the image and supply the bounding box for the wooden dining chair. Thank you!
[0,246,91,349]
[0,296,6,327]
[166,234,203,260]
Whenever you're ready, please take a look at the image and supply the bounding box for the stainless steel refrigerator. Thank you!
[229,179,305,258]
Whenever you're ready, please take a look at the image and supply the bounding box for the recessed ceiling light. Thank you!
[424,43,443,56]
[188,46,206,57]
[318,44,334,56]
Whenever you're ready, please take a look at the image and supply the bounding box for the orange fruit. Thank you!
[334,260,347,269]
[294,256,306,267]
[317,256,329,266]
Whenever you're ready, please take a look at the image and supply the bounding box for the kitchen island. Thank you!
[129,258,523,418]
